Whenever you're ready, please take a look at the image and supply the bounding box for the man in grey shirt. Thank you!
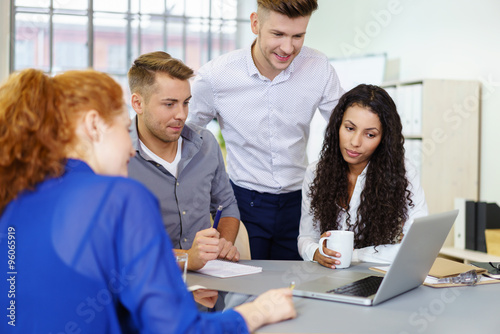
[127,51,240,270]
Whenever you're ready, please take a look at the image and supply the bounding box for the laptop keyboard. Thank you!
[327,276,384,297]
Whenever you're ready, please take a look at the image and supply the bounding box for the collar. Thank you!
[245,41,261,77]
[130,116,141,150]
[359,162,370,178]
[33,158,94,193]
[64,158,95,174]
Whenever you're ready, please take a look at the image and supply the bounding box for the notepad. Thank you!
[196,260,262,278]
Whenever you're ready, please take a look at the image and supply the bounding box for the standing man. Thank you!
[189,0,344,260]
[127,51,240,270]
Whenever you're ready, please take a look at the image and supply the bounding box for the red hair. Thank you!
[0,69,124,214]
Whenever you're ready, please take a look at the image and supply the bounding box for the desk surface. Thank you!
[187,260,500,333]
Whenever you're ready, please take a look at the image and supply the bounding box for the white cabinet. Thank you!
[383,79,481,252]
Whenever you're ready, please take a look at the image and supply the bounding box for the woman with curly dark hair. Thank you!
[298,84,428,268]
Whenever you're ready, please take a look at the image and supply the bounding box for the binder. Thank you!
[474,202,500,252]
[476,202,488,252]
[465,201,477,250]
[404,85,414,136]
[384,86,397,106]
[412,84,423,137]
[463,201,500,252]
[485,202,500,229]
[396,85,412,136]
[404,139,422,178]
[453,198,467,250]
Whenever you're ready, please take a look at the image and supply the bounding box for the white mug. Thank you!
[319,230,354,269]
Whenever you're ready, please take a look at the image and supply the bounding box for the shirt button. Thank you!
[183,238,188,242]
[250,202,254,207]
[182,211,186,215]
[177,182,180,186]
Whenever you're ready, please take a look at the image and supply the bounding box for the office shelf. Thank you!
[383,79,482,259]
[440,246,500,264]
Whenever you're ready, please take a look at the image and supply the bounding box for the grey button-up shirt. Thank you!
[128,117,240,249]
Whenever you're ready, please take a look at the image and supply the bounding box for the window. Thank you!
[11,0,256,101]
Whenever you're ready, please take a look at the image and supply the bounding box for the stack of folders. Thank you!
[371,257,499,288]
[196,260,262,278]
[423,258,498,287]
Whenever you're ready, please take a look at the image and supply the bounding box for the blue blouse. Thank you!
[0,159,248,333]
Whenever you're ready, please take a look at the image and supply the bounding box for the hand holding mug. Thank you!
[317,230,354,269]
[313,231,339,268]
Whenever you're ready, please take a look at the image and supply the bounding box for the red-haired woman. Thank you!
[0,69,294,333]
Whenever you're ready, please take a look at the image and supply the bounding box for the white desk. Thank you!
[187,260,500,333]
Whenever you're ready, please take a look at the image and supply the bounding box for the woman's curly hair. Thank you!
[0,69,124,215]
[309,84,413,248]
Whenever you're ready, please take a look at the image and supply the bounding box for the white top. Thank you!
[139,137,183,178]
[189,45,344,194]
[298,159,428,264]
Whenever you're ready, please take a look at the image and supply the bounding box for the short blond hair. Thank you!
[257,0,318,18]
[128,51,194,102]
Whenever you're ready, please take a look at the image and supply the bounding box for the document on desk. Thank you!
[196,260,262,278]
[423,275,497,286]
[370,265,500,287]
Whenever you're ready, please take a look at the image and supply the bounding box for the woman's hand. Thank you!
[313,231,342,269]
[234,288,296,332]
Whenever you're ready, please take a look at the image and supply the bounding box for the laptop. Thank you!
[292,210,459,306]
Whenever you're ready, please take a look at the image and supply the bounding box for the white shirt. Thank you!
[189,45,344,194]
[139,137,183,178]
[298,159,428,264]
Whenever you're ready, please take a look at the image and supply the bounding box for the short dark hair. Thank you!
[128,51,194,102]
[257,0,318,18]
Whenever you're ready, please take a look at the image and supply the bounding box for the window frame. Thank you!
[9,0,254,75]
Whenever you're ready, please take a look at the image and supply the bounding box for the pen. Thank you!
[289,281,295,290]
[213,205,223,230]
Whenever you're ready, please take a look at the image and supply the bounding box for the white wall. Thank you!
[0,0,10,83]
[307,0,500,204]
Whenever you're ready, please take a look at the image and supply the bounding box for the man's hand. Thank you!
[186,228,220,270]
[218,238,240,262]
